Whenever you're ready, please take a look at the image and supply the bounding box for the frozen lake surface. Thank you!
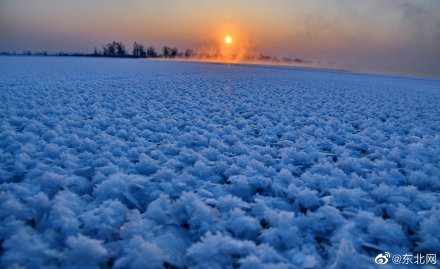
[1,56,439,268]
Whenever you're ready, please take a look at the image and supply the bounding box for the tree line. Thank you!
[96,41,194,58]
[0,40,307,64]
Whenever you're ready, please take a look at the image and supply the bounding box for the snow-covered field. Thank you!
[1,56,439,268]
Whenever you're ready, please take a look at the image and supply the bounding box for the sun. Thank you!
[224,36,232,44]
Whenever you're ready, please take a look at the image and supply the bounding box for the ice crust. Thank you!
[1,56,439,268]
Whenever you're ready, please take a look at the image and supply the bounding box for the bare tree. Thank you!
[103,41,126,57]
[146,47,157,58]
[162,46,171,58]
[184,49,194,58]
[133,42,146,58]
[93,47,101,56]
[116,42,126,57]
[103,42,115,56]
[170,47,178,58]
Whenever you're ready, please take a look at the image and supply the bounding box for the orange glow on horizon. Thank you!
[193,23,255,64]
[214,24,250,63]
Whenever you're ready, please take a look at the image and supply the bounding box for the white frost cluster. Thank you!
[1,56,439,268]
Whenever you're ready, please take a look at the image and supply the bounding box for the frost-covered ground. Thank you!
[1,56,439,268]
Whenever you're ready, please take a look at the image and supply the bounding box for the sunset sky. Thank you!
[1,0,439,77]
